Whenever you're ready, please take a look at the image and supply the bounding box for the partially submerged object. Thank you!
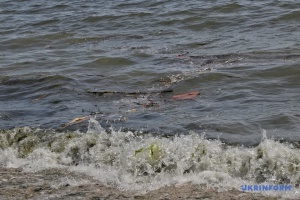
[61,116,90,128]
[171,91,200,100]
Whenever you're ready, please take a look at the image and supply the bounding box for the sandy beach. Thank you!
[0,167,279,200]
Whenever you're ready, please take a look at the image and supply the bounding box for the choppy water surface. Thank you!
[0,0,300,198]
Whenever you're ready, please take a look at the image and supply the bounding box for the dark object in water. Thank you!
[87,89,173,96]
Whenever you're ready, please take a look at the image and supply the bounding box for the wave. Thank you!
[0,117,299,198]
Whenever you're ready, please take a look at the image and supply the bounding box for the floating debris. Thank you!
[127,109,137,113]
[143,100,159,108]
[171,91,200,100]
[87,89,173,96]
[61,116,90,128]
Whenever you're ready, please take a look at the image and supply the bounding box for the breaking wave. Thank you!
[0,117,299,198]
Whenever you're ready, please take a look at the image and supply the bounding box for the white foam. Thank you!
[50,177,91,189]
[0,120,300,198]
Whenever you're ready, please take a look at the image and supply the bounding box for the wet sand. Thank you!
[0,167,280,200]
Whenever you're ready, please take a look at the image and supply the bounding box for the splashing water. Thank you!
[0,118,300,198]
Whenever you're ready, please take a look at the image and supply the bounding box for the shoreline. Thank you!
[0,167,278,200]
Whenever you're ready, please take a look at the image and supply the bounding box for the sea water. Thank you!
[1,0,300,198]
